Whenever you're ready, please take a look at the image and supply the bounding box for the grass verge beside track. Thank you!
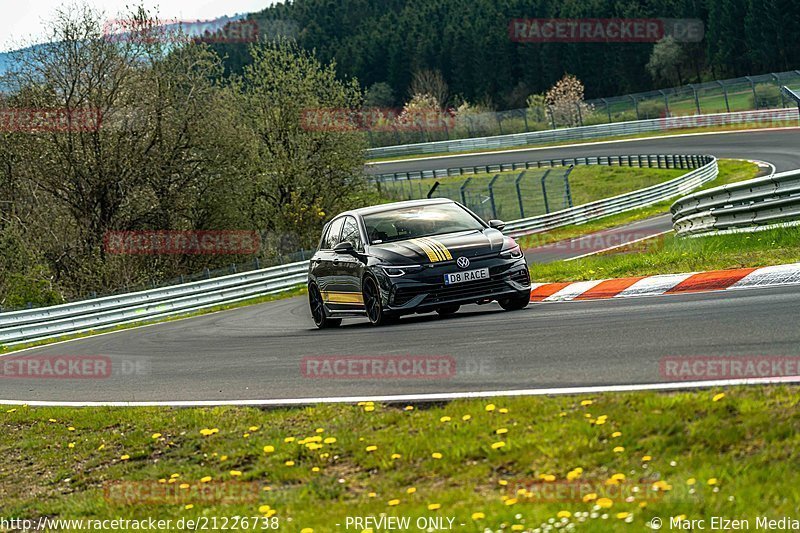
[1,386,798,530]
[531,228,800,282]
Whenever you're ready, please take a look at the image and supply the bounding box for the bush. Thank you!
[752,83,782,108]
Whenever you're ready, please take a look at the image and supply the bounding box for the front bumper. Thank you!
[376,256,531,313]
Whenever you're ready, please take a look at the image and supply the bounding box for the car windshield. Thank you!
[363,203,484,244]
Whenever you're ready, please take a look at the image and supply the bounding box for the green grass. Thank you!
[532,228,800,283]
[0,286,307,355]
[369,120,797,163]
[517,159,760,250]
[1,386,798,531]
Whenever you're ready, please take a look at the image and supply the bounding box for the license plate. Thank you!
[444,268,490,285]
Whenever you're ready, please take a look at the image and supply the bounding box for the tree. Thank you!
[545,74,591,127]
[646,37,687,86]
[364,82,395,108]
[409,69,449,110]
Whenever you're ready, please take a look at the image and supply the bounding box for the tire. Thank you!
[362,276,393,326]
[498,293,530,311]
[436,305,460,316]
[308,283,342,329]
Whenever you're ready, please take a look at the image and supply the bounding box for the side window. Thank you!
[340,216,363,251]
[322,217,344,249]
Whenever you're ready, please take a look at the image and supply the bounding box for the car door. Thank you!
[332,215,366,309]
[312,216,344,303]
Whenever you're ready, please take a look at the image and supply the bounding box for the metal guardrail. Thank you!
[505,156,718,237]
[671,168,800,237]
[1,154,717,346]
[0,261,308,345]
[371,153,709,182]
[366,108,798,159]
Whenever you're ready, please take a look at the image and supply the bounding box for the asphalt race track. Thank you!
[366,128,800,175]
[2,128,799,404]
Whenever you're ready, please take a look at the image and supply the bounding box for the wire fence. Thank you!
[364,70,800,149]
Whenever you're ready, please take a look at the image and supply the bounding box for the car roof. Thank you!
[344,198,455,218]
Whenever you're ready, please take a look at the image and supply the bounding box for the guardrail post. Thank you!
[746,76,758,110]
[563,166,574,208]
[718,81,730,113]
[630,95,640,120]
[488,174,500,219]
[427,181,440,199]
[514,171,527,218]
[540,170,552,214]
[688,84,701,114]
[459,178,472,205]
[659,90,670,116]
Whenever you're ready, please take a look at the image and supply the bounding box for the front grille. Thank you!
[393,271,524,306]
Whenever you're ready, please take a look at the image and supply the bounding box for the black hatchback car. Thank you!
[307,198,532,327]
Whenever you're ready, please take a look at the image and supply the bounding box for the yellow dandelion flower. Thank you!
[323,437,337,444]
[651,480,672,491]
[580,400,593,406]
[68,427,75,431]
[686,478,696,485]
[285,460,295,466]
[258,505,271,514]
[498,480,508,486]
[170,473,180,479]
[404,405,414,411]
[462,414,472,421]
[300,529,313,533]
[496,428,508,434]
[611,431,622,438]
[97,444,105,450]
[707,478,718,485]
[491,441,506,449]
[151,433,162,439]
[428,503,441,510]
[200,476,212,483]
[263,445,275,453]
[557,511,571,518]
[471,512,485,520]
[616,512,630,519]
[158,479,167,484]
[368,492,376,497]
[388,499,400,506]
[284,437,295,443]
[180,483,190,489]
[440,416,451,422]
[312,467,320,473]
[642,455,652,462]
[184,504,194,510]
[613,446,625,453]
[611,473,626,481]
[498,408,508,413]
[582,493,597,502]
[485,404,496,412]
[364,406,375,412]
[242,433,250,438]
[365,445,378,452]
[504,498,518,506]
[596,497,613,508]
[538,474,556,482]
[406,487,416,494]
[431,452,443,459]
[229,470,242,477]
[391,453,401,459]
[712,393,725,402]
[120,454,130,461]
[511,526,523,531]
[249,426,260,432]
[68,442,75,448]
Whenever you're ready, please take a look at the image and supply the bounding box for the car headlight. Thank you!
[500,244,523,259]
[379,265,423,277]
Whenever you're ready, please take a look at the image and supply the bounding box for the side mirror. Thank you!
[333,241,357,255]
[488,219,506,231]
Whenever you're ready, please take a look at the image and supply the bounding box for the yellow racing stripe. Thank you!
[421,237,453,260]
[320,291,364,304]
[410,238,441,262]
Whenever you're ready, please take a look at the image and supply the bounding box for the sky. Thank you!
[0,0,277,52]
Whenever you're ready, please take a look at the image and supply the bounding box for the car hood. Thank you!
[368,229,507,264]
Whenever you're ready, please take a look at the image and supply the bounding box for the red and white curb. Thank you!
[530,262,800,302]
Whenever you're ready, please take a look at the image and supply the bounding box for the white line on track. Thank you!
[1,377,798,407]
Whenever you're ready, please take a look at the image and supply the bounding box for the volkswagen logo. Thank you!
[456,256,470,269]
